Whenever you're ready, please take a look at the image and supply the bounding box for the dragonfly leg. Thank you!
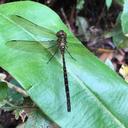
[65,44,68,48]
[65,48,76,61]
[47,44,56,49]
[47,49,58,64]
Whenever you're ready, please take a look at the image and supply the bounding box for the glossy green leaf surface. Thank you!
[0,1,128,128]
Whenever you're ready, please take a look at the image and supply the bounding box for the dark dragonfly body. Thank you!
[56,30,71,112]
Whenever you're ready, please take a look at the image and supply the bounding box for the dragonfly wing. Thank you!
[10,15,57,41]
[6,40,57,53]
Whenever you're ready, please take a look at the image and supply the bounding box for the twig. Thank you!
[96,6,106,26]
[60,8,72,31]
[1,79,28,97]
[2,100,37,109]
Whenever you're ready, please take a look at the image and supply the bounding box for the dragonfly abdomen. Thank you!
[62,54,71,112]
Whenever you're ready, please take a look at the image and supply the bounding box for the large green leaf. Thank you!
[0,1,128,128]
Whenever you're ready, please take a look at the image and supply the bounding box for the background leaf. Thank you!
[105,0,112,10]
[0,82,7,101]
[108,13,128,48]
[0,1,128,128]
[76,0,85,11]
[115,0,124,5]
[121,0,128,36]
[24,109,58,128]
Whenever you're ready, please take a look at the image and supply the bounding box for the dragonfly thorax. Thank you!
[56,30,67,54]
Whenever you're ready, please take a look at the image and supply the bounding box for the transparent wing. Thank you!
[8,15,83,55]
[10,15,79,44]
[10,15,57,41]
[6,40,57,53]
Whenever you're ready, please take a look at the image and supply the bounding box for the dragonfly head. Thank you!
[56,30,67,38]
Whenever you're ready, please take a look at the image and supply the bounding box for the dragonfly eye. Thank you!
[56,30,67,37]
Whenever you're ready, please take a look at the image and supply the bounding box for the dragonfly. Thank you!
[6,15,75,112]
